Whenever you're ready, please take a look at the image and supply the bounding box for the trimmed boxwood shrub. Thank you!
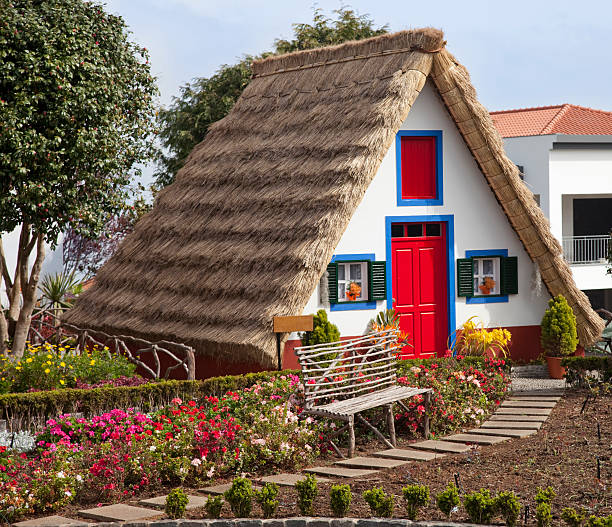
[0,369,299,429]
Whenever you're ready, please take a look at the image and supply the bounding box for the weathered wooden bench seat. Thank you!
[296,329,432,458]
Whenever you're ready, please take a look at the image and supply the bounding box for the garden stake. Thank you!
[597,421,601,443]
[597,457,601,480]
[580,394,590,414]
[454,473,463,494]
[524,505,530,525]
[10,432,14,449]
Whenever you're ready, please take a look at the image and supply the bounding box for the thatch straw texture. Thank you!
[63,29,603,367]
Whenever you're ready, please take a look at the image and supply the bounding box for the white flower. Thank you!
[280,442,291,451]
[305,417,313,424]
[251,438,266,446]
[149,445,156,451]
[65,491,72,497]
[76,475,83,482]
[56,471,65,479]
[206,466,215,478]
[410,366,421,374]
[191,458,202,467]
[305,444,312,451]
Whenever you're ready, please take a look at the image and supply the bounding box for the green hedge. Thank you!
[0,369,299,430]
[561,356,612,386]
[396,355,512,374]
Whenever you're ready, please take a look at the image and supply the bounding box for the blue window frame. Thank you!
[465,249,509,304]
[330,253,378,311]
[396,130,443,206]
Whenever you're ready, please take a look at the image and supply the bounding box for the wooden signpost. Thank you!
[273,315,313,370]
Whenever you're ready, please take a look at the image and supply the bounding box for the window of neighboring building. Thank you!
[326,255,387,310]
[337,261,368,302]
[396,131,443,206]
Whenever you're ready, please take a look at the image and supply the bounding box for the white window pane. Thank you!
[337,265,345,281]
[338,282,346,299]
[483,259,494,275]
[350,263,361,280]
[474,278,479,294]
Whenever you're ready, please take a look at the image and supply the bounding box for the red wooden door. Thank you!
[391,223,448,358]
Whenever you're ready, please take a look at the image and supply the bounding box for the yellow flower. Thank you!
[44,368,50,374]
[60,380,65,385]
[26,358,32,363]
[69,365,73,370]
[90,359,96,366]
[60,362,66,368]
[47,354,52,359]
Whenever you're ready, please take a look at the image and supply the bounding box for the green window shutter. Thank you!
[368,261,387,301]
[501,256,518,295]
[457,258,474,297]
[327,263,338,304]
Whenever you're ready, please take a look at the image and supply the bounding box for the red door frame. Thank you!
[391,222,449,358]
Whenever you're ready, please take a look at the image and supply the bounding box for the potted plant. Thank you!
[540,295,578,379]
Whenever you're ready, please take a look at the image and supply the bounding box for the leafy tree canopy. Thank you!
[0,0,158,244]
[154,7,388,187]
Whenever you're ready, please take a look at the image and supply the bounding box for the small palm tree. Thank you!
[38,271,83,320]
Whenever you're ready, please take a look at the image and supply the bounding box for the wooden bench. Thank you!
[296,329,432,458]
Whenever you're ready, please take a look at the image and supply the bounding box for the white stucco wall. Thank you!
[297,81,551,339]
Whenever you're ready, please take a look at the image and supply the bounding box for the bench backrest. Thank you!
[295,329,401,410]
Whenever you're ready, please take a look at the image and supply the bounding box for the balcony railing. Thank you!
[562,235,610,264]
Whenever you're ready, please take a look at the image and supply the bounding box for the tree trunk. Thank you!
[6,227,28,338]
[11,234,45,359]
[0,249,8,353]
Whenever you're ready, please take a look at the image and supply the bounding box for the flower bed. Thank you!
[395,357,510,436]
[0,343,137,393]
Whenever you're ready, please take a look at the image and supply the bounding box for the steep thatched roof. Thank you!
[63,29,604,367]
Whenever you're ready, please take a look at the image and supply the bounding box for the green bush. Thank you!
[541,295,578,357]
[165,488,189,519]
[255,482,279,519]
[586,516,611,527]
[562,507,586,527]
[464,489,497,525]
[224,477,254,518]
[330,484,352,517]
[535,487,556,527]
[562,356,612,386]
[295,474,318,516]
[0,369,299,427]
[362,487,394,518]
[436,482,460,518]
[299,309,340,346]
[205,495,224,519]
[496,490,520,527]
[402,484,430,521]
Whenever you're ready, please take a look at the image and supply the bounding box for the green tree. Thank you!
[154,7,388,187]
[540,295,578,357]
[0,0,158,357]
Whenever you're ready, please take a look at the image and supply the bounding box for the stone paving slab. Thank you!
[509,396,561,402]
[470,428,536,438]
[373,448,445,461]
[481,419,543,429]
[260,473,330,486]
[304,466,378,478]
[496,407,552,416]
[511,390,564,396]
[78,504,162,522]
[489,414,548,422]
[409,440,472,453]
[14,516,87,527]
[442,433,510,445]
[139,494,208,510]
[198,482,262,495]
[334,456,408,470]
[502,400,557,408]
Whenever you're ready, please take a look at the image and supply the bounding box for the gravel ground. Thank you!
[510,377,566,391]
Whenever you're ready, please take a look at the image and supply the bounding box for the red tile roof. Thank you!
[491,104,612,138]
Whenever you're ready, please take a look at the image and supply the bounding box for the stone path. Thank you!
[78,504,163,522]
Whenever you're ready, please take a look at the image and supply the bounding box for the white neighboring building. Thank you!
[491,105,612,312]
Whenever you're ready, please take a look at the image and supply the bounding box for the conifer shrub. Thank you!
[299,309,340,346]
[562,507,586,527]
[436,482,460,518]
[541,295,578,357]
[362,486,394,518]
[295,474,318,516]
[535,487,556,527]
[464,489,497,525]
[165,488,189,519]
[224,477,254,517]
[330,484,352,517]
[496,490,521,527]
[255,482,279,519]
[205,495,224,519]
[402,484,430,521]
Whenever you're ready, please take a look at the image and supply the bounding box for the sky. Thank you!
[102,0,612,185]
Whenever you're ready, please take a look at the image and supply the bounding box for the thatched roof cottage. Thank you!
[64,28,604,376]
